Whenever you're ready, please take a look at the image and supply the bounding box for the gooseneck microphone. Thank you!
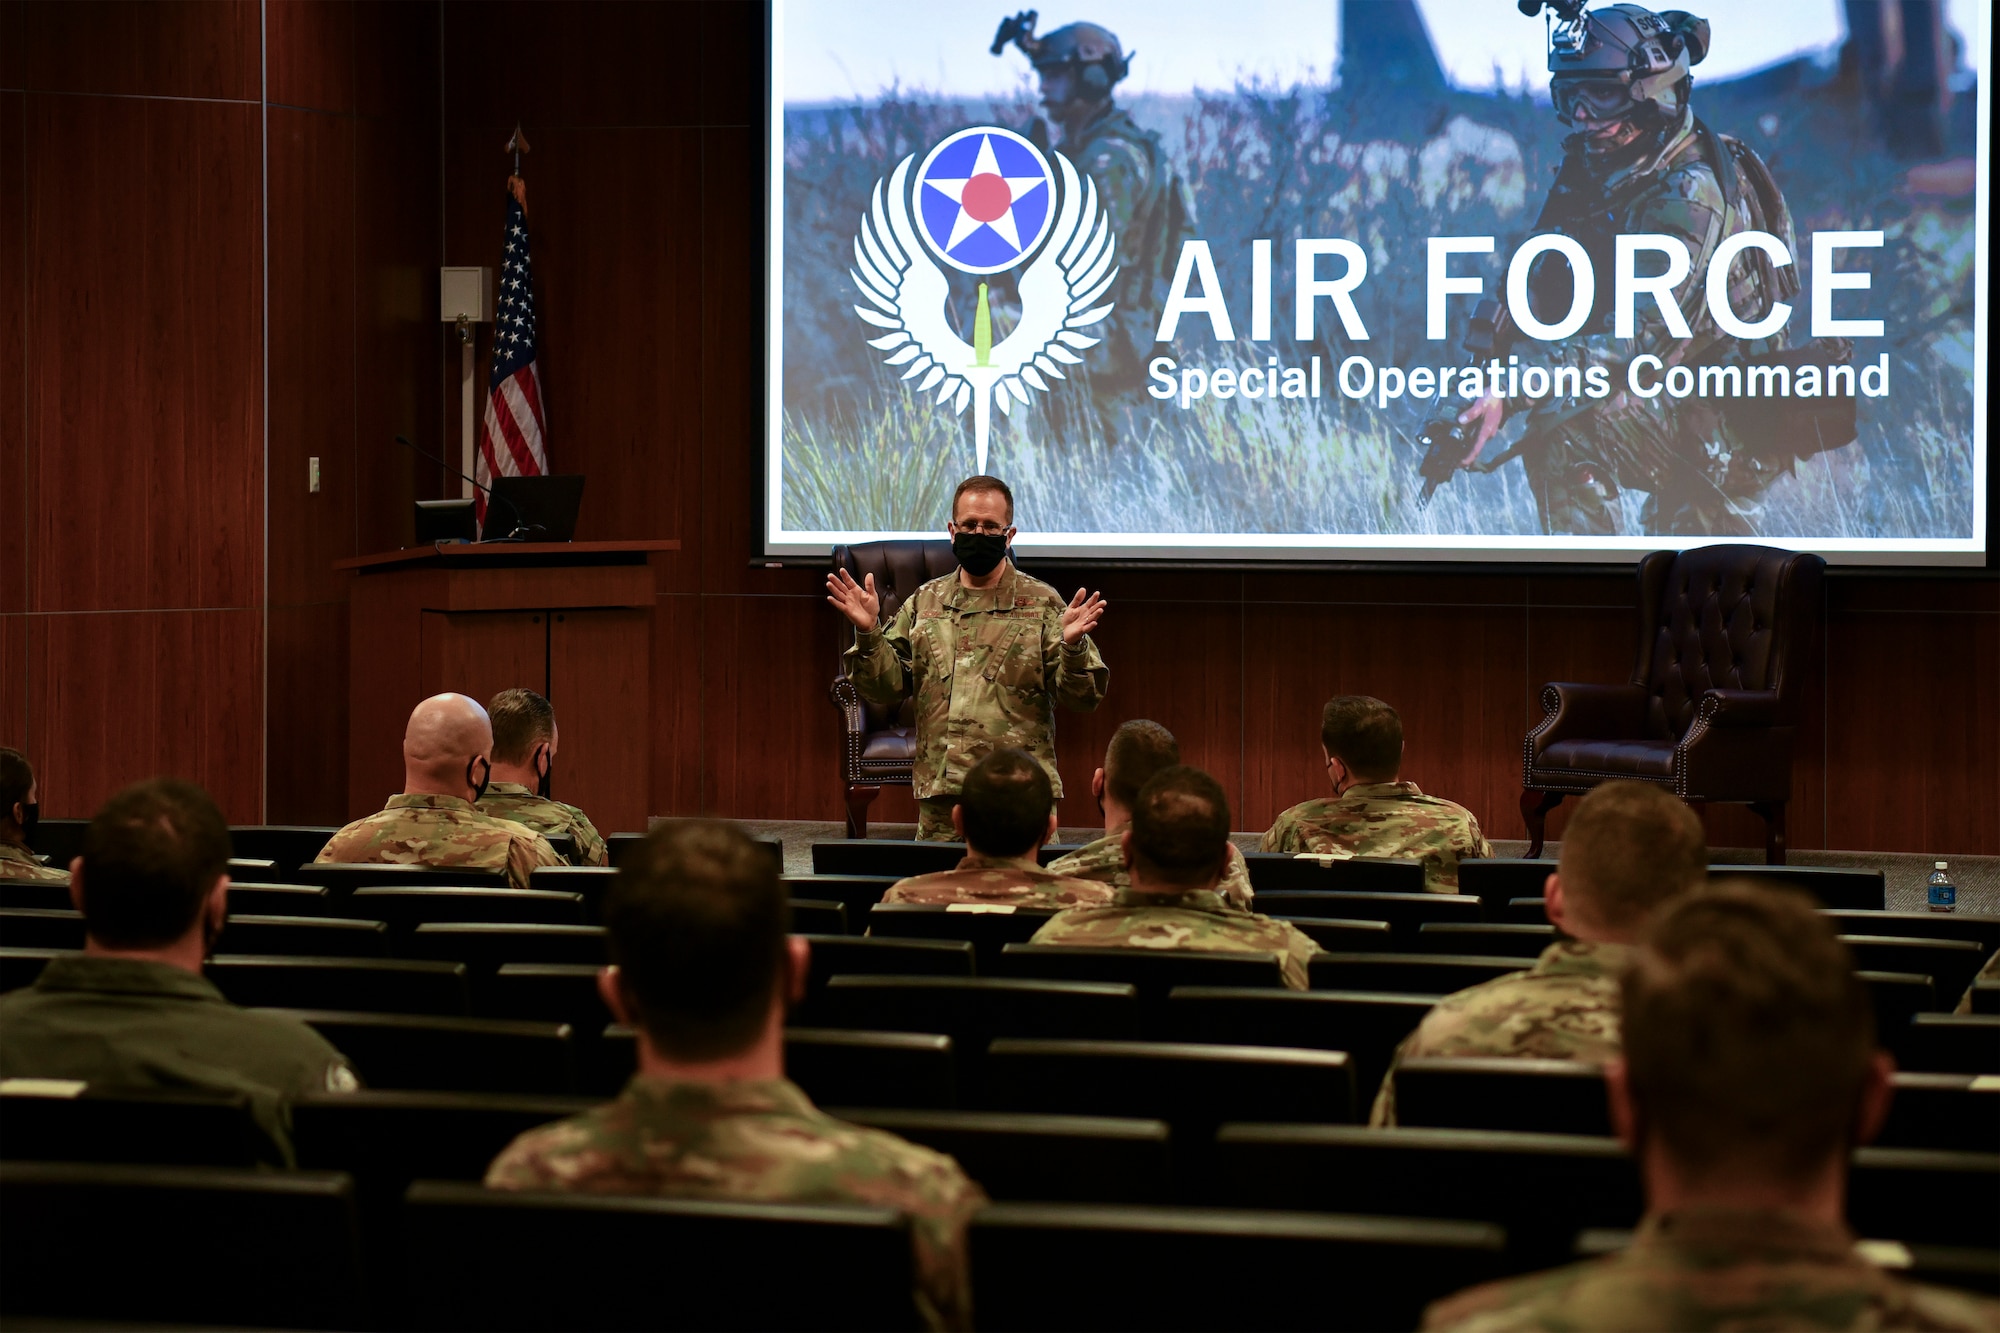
[392,435,539,541]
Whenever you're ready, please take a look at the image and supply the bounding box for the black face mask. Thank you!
[467,757,492,803]
[534,746,553,800]
[18,802,38,847]
[952,531,1009,577]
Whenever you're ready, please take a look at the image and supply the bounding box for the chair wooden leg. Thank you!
[844,784,881,840]
[1520,789,1564,859]
[1750,800,1787,866]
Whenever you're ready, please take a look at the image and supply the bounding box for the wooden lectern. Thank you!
[335,541,679,832]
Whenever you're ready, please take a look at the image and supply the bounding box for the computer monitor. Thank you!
[414,498,477,545]
[485,475,586,542]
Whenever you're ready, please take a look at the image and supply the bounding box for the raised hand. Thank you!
[1060,587,1107,645]
[825,568,881,631]
[1455,394,1507,464]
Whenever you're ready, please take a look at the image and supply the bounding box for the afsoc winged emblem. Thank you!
[850,126,1118,471]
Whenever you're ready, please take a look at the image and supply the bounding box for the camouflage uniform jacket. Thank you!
[1260,782,1491,894]
[315,793,561,893]
[1029,887,1321,990]
[475,782,610,867]
[1422,1206,2000,1332]
[0,837,67,883]
[1371,937,1629,1125]
[486,1076,987,1332]
[843,563,1108,800]
[881,851,1114,909]
[1047,828,1256,910]
[0,955,360,1166]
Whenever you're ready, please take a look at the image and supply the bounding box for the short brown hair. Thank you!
[951,475,1015,525]
[80,779,231,948]
[1103,720,1180,809]
[606,820,788,1061]
[1320,696,1402,780]
[0,748,34,820]
[1622,884,1875,1185]
[959,748,1053,858]
[1557,782,1706,929]
[489,688,556,766]
[1130,765,1230,889]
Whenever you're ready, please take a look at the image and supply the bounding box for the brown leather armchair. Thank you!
[829,540,959,837]
[1521,544,1824,864]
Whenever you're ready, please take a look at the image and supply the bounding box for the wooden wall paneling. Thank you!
[26,94,262,613]
[695,2,761,130]
[347,570,429,816]
[354,0,440,122]
[649,593,704,816]
[548,608,650,833]
[27,610,263,821]
[266,603,349,824]
[0,92,23,615]
[266,0,355,115]
[0,615,26,747]
[419,610,547,705]
[441,0,695,130]
[267,105,358,609]
[23,0,259,100]
[0,1,22,88]
[699,594,844,819]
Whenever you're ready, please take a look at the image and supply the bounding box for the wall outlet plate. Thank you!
[309,457,321,493]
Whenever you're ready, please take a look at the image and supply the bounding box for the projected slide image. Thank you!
[768,0,1989,561]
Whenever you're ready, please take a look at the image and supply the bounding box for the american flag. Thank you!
[476,177,548,526]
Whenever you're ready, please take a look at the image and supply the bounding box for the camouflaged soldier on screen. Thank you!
[828,476,1108,842]
[1423,885,2000,1333]
[1032,765,1320,990]
[994,13,1195,413]
[0,748,66,884]
[1452,4,1817,537]
[1372,781,1706,1125]
[487,820,986,1332]
[882,749,1113,909]
[317,693,563,893]
[475,687,611,867]
[1260,696,1490,894]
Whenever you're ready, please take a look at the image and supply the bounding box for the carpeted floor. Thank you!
[724,819,2000,916]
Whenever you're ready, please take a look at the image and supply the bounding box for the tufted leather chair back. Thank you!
[832,540,959,730]
[1629,545,1824,741]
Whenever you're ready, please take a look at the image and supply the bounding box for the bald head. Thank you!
[403,693,495,800]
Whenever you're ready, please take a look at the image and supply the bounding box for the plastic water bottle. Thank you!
[1927,861,1956,913]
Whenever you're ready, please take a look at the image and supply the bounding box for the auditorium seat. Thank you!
[783,873,900,924]
[268,1009,577,1095]
[1416,921,1557,958]
[0,907,84,950]
[789,897,849,936]
[1214,1124,1638,1265]
[867,901,1058,962]
[1308,952,1522,994]
[1896,1014,2000,1074]
[528,864,614,918]
[812,838,964,878]
[984,1038,1356,1141]
[220,914,389,958]
[1240,852,1426,894]
[1880,1073,2000,1153]
[1824,909,2000,957]
[292,1089,596,1192]
[403,1180,919,1332]
[0,880,71,911]
[485,962,608,1026]
[1849,1147,2000,1248]
[227,882,334,915]
[227,825,338,879]
[0,1161,365,1329]
[1842,935,1985,1003]
[594,1025,958,1108]
[800,935,975,1005]
[228,857,280,878]
[1973,981,2000,1015]
[1392,1057,1612,1135]
[605,832,646,866]
[1275,916,1395,952]
[349,887,587,930]
[1456,859,1558,918]
[1,946,71,992]
[207,955,470,1016]
[830,1108,1175,1204]
[1505,896,1550,923]
[1165,987,1439,1097]
[299,863,509,897]
[0,1086,264,1168]
[1259,890,1482,942]
[995,944,1283,1025]
[969,1202,1507,1333]
[404,922,608,973]
[540,833,576,865]
[1710,863,1886,910]
[1860,970,1940,1029]
[22,816,87,868]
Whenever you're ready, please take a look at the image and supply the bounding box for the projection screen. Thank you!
[766,0,1989,564]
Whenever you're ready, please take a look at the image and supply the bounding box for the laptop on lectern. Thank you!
[485,475,586,541]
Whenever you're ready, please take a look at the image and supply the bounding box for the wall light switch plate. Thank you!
[309,457,321,493]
